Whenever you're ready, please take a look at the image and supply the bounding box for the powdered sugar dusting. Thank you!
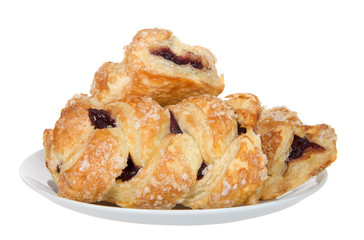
[221,178,232,197]
[79,158,90,172]
[267,107,301,125]
[133,118,141,129]
[317,125,337,141]
[143,107,160,121]
[181,173,189,181]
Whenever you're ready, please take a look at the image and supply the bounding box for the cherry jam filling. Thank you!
[170,112,183,134]
[288,135,324,161]
[197,162,207,180]
[237,123,247,135]
[116,154,140,182]
[150,47,204,69]
[88,108,116,129]
[56,164,61,173]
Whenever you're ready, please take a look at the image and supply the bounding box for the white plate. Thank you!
[20,150,328,225]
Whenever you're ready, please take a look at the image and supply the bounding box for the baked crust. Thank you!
[253,106,337,201]
[44,27,338,209]
[105,96,170,167]
[90,62,131,105]
[225,93,262,131]
[182,130,267,209]
[90,28,224,106]
[168,94,237,164]
[44,94,268,209]
[44,93,337,208]
[103,134,203,209]
[43,94,128,202]
[168,94,267,208]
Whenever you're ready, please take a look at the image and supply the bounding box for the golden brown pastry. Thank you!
[43,27,339,211]
[90,28,224,106]
[254,106,337,201]
[44,94,268,209]
[43,94,128,202]
[101,95,202,208]
[103,133,203,209]
[90,62,130,105]
[169,95,267,208]
[44,91,338,209]
[182,130,268,209]
[225,93,263,133]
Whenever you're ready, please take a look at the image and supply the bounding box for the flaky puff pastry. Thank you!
[102,96,202,209]
[105,94,267,209]
[168,94,238,164]
[182,131,268,209]
[225,93,263,133]
[169,95,267,208]
[43,94,128,202]
[103,134,203,209]
[250,106,337,202]
[90,28,224,106]
[44,93,268,209]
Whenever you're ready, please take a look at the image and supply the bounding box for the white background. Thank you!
[1,0,363,239]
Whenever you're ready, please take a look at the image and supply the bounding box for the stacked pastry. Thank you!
[43,28,337,209]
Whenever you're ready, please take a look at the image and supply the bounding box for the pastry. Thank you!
[104,94,267,209]
[253,106,337,201]
[168,95,267,208]
[44,94,268,209]
[90,28,224,106]
[43,92,337,208]
[43,27,338,210]
[43,94,128,202]
[225,93,263,133]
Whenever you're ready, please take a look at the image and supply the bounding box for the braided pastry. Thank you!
[168,95,267,208]
[245,106,337,204]
[43,94,128,202]
[43,93,268,209]
[90,28,224,106]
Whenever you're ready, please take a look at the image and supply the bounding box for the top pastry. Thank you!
[90,28,224,106]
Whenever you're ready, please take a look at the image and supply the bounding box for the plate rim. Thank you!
[20,149,328,224]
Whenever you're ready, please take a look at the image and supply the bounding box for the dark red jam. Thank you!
[237,123,247,135]
[170,112,183,134]
[150,47,204,69]
[116,154,140,182]
[197,162,207,180]
[88,108,116,129]
[288,135,323,161]
[56,164,61,173]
